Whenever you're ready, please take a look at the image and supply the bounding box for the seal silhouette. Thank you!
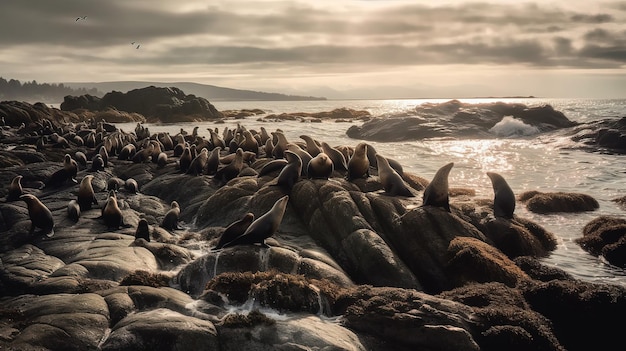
[67,199,81,222]
[276,150,302,191]
[135,219,151,242]
[375,154,413,197]
[487,172,516,219]
[77,175,98,211]
[7,175,24,201]
[213,212,255,250]
[161,201,182,231]
[422,162,454,212]
[223,195,289,248]
[102,190,123,230]
[20,194,54,237]
[347,142,370,181]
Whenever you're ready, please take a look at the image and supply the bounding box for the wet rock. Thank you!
[519,190,599,214]
[100,308,219,351]
[575,215,626,267]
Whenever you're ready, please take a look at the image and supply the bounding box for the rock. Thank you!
[519,191,599,214]
[62,86,223,123]
[575,216,626,267]
[100,308,219,351]
[347,100,576,142]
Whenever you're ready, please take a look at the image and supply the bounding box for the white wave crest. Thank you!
[489,116,540,137]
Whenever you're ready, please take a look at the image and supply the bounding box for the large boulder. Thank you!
[61,86,223,122]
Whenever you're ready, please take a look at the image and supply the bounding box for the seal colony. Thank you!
[1,105,614,351]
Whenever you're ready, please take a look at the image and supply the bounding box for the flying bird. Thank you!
[75,16,87,21]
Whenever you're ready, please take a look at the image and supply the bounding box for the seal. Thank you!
[179,146,193,173]
[286,144,312,176]
[98,145,109,167]
[422,162,454,212]
[118,144,137,161]
[276,150,302,191]
[223,195,289,248]
[102,190,124,230]
[64,154,78,182]
[213,212,255,250]
[487,172,516,219]
[375,154,413,197]
[67,199,81,222]
[214,148,244,186]
[347,142,370,181]
[124,178,139,193]
[107,177,125,192]
[321,142,347,172]
[307,152,334,180]
[157,152,168,169]
[186,148,209,176]
[161,201,182,231]
[271,131,289,159]
[258,159,288,177]
[206,147,221,175]
[20,194,54,237]
[91,154,105,172]
[7,175,24,201]
[135,218,151,241]
[365,143,404,176]
[300,134,322,157]
[240,130,259,155]
[77,174,98,211]
[74,151,88,168]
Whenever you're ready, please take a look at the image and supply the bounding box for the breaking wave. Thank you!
[489,116,540,137]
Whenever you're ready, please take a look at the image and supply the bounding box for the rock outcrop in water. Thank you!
[61,86,223,122]
[346,100,577,141]
[0,111,624,351]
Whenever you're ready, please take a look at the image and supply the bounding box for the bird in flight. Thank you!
[75,16,87,21]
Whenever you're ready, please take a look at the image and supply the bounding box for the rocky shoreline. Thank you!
[0,100,625,350]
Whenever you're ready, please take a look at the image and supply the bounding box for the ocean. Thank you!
[116,98,626,287]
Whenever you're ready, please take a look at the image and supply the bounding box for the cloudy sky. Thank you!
[1,0,625,99]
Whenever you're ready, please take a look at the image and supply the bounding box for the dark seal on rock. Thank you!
[6,175,24,201]
[307,152,334,180]
[375,154,413,197]
[20,194,54,237]
[487,172,515,219]
[423,162,454,212]
[161,201,182,231]
[77,174,98,211]
[135,218,151,242]
[223,195,289,248]
[213,212,255,250]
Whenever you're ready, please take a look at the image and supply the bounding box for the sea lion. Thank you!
[98,145,109,167]
[118,144,136,161]
[63,154,78,182]
[321,142,348,172]
[78,175,98,211]
[107,177,125,192]
[422,162,454,212]
[102,190,124,230]
[365,143,404,176]
[239,130,259,155]
[276,150,302,191]
[487,172,516,219]
[214,148,244,186]
[20,194,54,237]
[157,152,168,169]
[223,195,289,248]
[375,154,413,197]
[300,135,322,157]
[160,201,182,231]
[258,159,288,177]
[206,147,221,175]
[135,219,150,242]
[307,152,334,180]
[213,212,255,250]
[286,144,312,176]
[271,131,289,159]
[179,146,193,173]
[74,151,88,168]
[67,199,80,222]
[186,148,209,176]
[346,142,370,181]
[44,160,75,189]
[124,178,139,194]
[6,175,24,201]
[91,154,105,172]
[263,138,274,158]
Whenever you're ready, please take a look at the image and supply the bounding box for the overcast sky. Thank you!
[1,0,625,99]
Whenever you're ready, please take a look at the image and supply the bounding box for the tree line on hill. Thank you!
[0,77,101,103]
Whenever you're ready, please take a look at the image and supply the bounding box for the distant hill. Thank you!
[64,81,326,101]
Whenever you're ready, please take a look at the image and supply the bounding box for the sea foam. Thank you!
[489,116,540,137]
